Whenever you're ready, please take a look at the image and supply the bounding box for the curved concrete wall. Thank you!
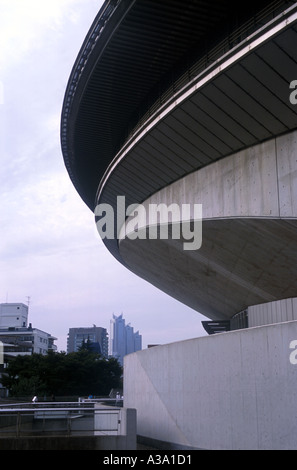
[121,130,297,229]
[124,320,297,449]
[119,130,297,320]
[248,297,297,328]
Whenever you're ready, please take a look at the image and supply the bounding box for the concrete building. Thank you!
[0,303,57,357]
[0,303,57,397]
[67,326,108,357]
[61,0,297,449]
[0,303,28,329]
[110,314,142,365]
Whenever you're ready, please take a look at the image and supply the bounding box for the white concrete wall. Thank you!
[0,303,28,328]
[94,404,137,449]
[124,320,297,449]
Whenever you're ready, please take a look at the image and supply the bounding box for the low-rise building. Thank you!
[0,302,57,397]
[0,303,57,356]
[67,325,108,357]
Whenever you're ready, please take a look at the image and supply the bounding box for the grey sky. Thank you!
[0,0,207,351]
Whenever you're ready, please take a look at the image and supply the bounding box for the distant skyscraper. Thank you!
[67,326,108,357]
[110,314,142,365]
[126,324,135,355]
[134,330,142,352]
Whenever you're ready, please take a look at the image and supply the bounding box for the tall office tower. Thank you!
[134,330,142,352]
[126,324,135,355]
[110,314,142,365]
[67,326,108,357]
[110,314,126,364]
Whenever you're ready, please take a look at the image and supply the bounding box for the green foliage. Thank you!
[2,351,122,397]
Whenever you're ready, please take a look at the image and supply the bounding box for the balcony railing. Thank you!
[0,401,124,437]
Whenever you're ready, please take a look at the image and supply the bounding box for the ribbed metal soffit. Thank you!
[62,0,295,211]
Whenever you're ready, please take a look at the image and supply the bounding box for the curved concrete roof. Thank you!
[118,132,297,319]
[61,0,297,320]
[61,0,293,209]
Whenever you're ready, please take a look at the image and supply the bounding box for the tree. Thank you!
[78,337,93,352]
[2,351,122,397]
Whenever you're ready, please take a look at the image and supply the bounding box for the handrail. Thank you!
[0,401,91,409]
[0,406,117,412]
[0,403,123,437]
[0,398,122,409]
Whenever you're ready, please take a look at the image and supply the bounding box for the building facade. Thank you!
[0,303,58,398]
[61,0,297,449]
[67,325,108,357]
[0,303,57,357]
[110,314,142,365]
[0,303,28,329]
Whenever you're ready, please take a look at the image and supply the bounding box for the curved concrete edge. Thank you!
[95,6,297,208]
[119,218,297,320]
[120,130,297,227]
[118,131,297,320]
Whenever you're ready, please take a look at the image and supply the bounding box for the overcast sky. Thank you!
[0,0,208,352]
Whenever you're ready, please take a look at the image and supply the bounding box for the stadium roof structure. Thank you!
[61,0,297,321]
[62,0,296,210]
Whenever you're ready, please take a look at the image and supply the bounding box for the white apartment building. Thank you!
[0,303,57,356]
[0,303,57,397]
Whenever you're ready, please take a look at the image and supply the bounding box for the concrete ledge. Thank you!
[137,434,203,451]
[0,435,133,450]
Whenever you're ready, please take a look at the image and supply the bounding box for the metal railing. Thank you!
[0,402,122,437]
[61,0,122,182]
